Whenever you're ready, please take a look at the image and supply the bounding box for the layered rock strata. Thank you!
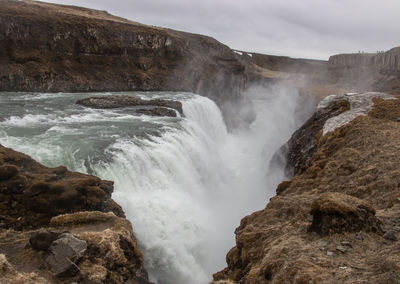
[327,47,400,95]
[0,0,248,108]
[214,94,400,283]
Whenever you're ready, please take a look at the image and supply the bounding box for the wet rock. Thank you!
[383,230,398,241]
[76,95,183,116]
[29,231,61,251]
[271,99,350,176]
[46,233,87,277]
[136,107,178,117]
[308,192,383,236]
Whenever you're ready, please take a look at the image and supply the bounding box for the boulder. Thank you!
[308,192,383,236]
[29,231,61,251]
[46,233,87,277]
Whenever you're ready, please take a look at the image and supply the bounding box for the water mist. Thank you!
[0,86,312,284]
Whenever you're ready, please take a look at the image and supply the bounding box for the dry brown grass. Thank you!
[215,98,400,283]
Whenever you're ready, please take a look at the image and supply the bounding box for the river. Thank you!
[0,89,309,283]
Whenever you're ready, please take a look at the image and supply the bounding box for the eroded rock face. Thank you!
[329,47,400,72]
[271,98,350,177]
[76,94,183,116]
[0,0,249,108]
[273,92,396,177]
[326,47,400,95]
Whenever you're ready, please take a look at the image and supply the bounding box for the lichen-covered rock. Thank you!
[308,192,383,236]
[46,233,87,277]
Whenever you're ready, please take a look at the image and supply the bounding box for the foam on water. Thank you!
[0,90,308,284]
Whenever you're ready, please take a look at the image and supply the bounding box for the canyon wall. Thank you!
[327,47,400,95]
[214,94,400,284]
[329,47,400,71]
[0,0,249,106]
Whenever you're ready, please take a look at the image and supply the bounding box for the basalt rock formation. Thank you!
[0,144,151,283]
[327,47,400,95]
[76,94,183,117]
[214,94,400,283]
[0,0,249,109]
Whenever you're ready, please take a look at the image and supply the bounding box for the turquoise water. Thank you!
[0,89,306,284]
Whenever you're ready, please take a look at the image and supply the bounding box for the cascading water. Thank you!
[0,88,310,283]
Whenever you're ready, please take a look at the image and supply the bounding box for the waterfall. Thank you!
[0,88,309,284]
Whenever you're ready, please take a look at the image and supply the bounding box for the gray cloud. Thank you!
[45,0,400,59]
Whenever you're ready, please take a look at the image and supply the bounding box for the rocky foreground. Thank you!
[213,94,400,283]
[0,145,151,283]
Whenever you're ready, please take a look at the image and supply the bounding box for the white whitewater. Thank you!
[0,88,308,284]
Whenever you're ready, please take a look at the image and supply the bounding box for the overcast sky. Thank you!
[45,0,400,60]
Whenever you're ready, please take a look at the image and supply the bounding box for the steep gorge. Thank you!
[1,1,400,283]
[213,94,400,283]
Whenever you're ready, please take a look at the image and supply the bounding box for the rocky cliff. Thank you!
[0,144,151,283]
[329,47,400,71]
[327,47,400,95]
[214,93,400,283]
[0,0,249,107]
